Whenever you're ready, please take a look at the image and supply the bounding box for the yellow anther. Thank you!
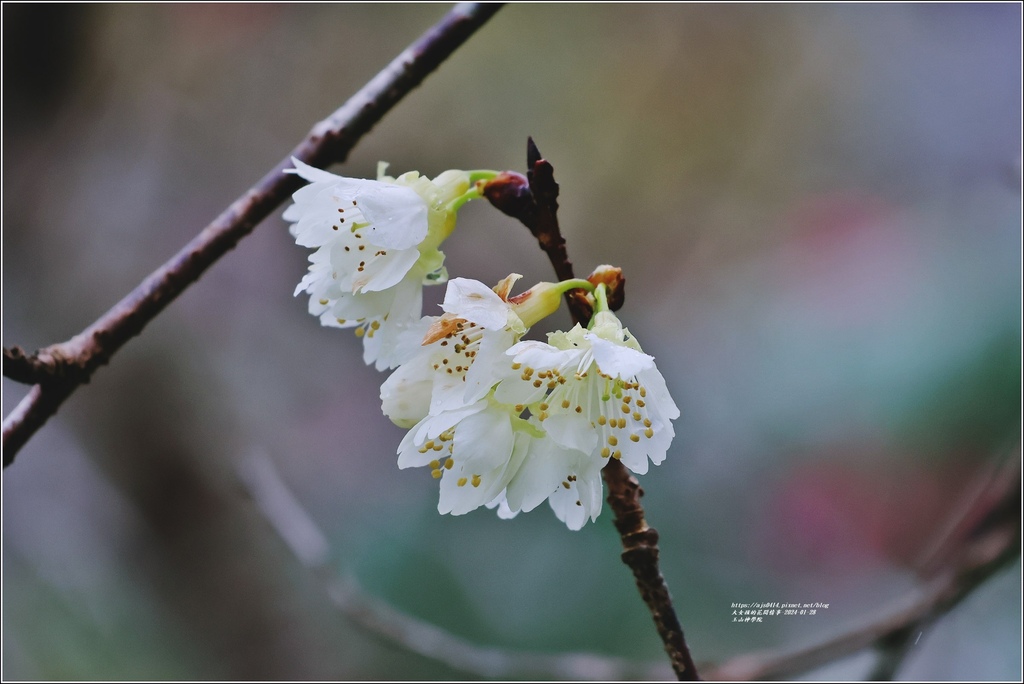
[428,459,440,469]
[431,469,442,479]
[539,411,548,421]
[337,318,347,324]
[597,415,607,426]
[561,400,571,409]
[319,298,329,305]
[514,404,524,413]
[636,399,646,408]
[424,440,435,449]
[575,405,583,413]
[444,458,454,470]
[639,387,647,397]
[539,402,549,411]
[623,396,632,404]
[643,418,652,427]
[645,427,654,438]
[533,379,543,388]
[608,435,618,446]
[370,320,380,330]
[612,450,622,459]
[432,443,443,451]
[471,474,481,488]
[562,481,570,489]
[354,327,365,338]
[633,412,642,421]
[601,447,610,458]
[630,433,640,443]
[457,477,467,487]
[621,404,631,414]
[511,362,522,370]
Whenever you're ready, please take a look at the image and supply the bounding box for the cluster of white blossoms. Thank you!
[285,161,678,530]
[284,158,494,370]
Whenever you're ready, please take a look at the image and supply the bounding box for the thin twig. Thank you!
[1,2,503,466]
[484,139,700,681]
[704,457,1020,681]
[238,450,673,681]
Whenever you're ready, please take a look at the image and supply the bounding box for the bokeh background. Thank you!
[3,3,1021,680]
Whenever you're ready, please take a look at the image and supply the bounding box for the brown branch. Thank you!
[2,346,65,385]
[484,137,593,325]
[1,2,503,467]
[485,139,700,681]
[704,456,1021,681]
[238,450,673,681]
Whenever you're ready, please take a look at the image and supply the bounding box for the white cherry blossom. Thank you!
[380,274,586,426]
[284,158,484,369]
[495,309,680,478]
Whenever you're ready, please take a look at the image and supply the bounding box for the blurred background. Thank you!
[2,3,1020,680]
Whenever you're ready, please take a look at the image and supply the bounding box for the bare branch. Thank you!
[238,450,673,681]
[484,139,700,681]
[1,2,503,467]
[3,347,61,385]
[704,457,1020,681]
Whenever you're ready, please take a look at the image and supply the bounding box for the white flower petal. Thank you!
[380,353,434,427]
[542,414,598,454]
[353,247,420,293]
[413,401,487,444]
[356,183,428,250]
[441,278,509,330]
[287,157,342,184]
[505,437,571,513]
[485,493,520,520]
[637,367,680,420]
[549,480,589,531]
[586,334,655,378]
[451,407,514,473]
[507,340,581,370]
[462,329,518,405]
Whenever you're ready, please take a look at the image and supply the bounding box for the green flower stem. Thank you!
[467,170,499,184]
[445,173,499,213]
[556,278,595,295]
[593,282,609,314]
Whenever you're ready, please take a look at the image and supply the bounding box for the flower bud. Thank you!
[587,264,625,311]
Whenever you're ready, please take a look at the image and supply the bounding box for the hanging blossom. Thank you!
[485,283,680,529]
[284,158,496,370]
[382,274,597,519]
